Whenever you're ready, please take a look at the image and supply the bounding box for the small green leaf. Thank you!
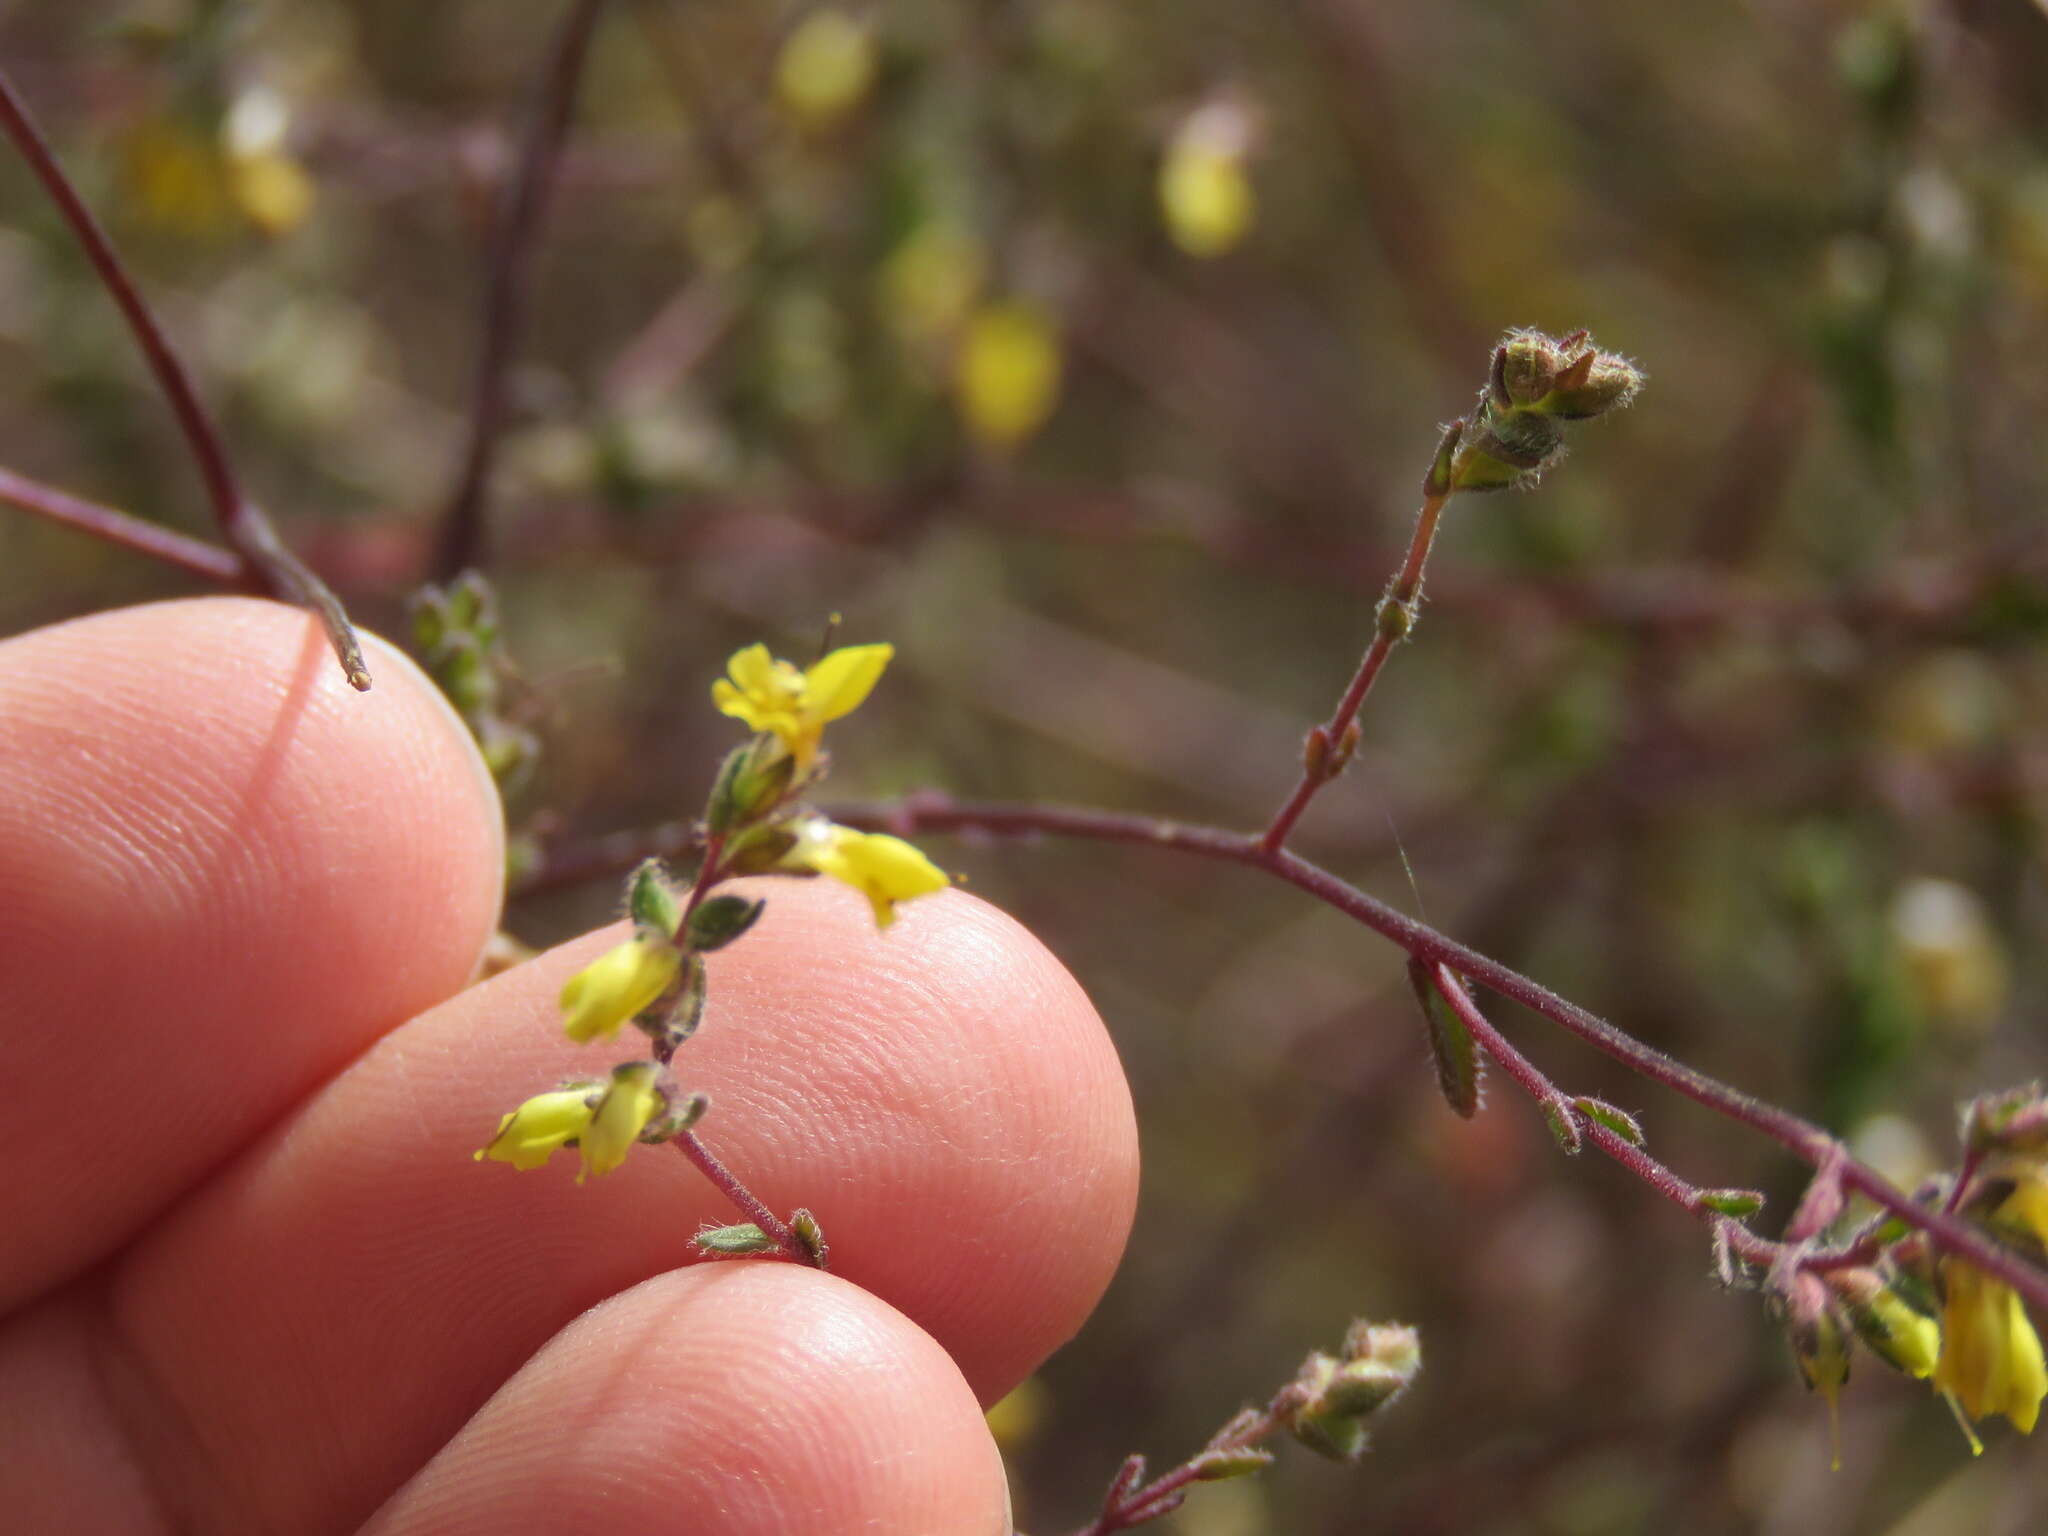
[687,894,766,952]
[695,1223,775,1254]
[1407,960,1481,1119]
[1574,1096,1645,1146]
[1541,1097,1584,1155]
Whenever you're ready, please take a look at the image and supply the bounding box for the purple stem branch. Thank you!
[0,466,243,584]
[816,795,2048,1311]
[1261,489,1448,852]
[1426,967,1782,1269]
[0,63,368,689]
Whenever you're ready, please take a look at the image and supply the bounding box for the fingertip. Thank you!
[365,1264,1012,1536]
[0,596,505,1304]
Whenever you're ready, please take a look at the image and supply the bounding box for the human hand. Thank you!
[0,598,1138,1534]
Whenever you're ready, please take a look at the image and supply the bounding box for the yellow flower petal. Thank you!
[475,1087,597,1171]
[801,822,949,928]
[803,643,893,723]
[1935,1262,2048,1435]
[710,641,892,773]
[560,930,683,1044]
[579,1063,667,1181]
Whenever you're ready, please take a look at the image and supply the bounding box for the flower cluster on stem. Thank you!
[476,637,949,1266]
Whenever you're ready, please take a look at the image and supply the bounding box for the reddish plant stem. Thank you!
[821,794,2048,1311]
[669,1131,811,1265]
[1072,1410,1282,1535]
[1428,966,1781,1269]
[663,827,821,1267]
[0,64,369,689]
[1262,490,1446,852]
[433,0,609,582]
[0,466,243,584]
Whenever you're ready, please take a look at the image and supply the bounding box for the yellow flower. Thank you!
[560,928,683,1044]
[711,642,893,774]
[775,9,876,130]
[1159,102,1255,259]
[956,302,1062,451]
[475,1085,599,1172]
[1934,1260,2047,1438]
[792,818,949,928]
[578,1063,668,1181]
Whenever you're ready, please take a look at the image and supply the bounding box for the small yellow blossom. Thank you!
[475,1085,599,1172]
[793,818,949,928]
[1159,101,1255,258]
[711,642,893,773]
[775,9,877,130]
[1934,1260,2047,1438]
[578,1063,668,1181]
[560,928,683,1044]
[956,302,1062,451]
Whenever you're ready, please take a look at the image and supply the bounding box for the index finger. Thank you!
[0,597,505,1310]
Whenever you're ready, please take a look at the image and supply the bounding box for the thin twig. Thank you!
[432,0,610,582]
[0,466,243,584]
[0,63,369,690]
[1426,967,1782,1269]
[671,1131,814,1266]
[1262,485,1449,852]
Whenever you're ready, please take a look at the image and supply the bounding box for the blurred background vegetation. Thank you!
[6,1,2048,1530]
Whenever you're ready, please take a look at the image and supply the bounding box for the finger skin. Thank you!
[0,597,505,1310]
[95,880,1135,1531]
[364,1264,1012,1536]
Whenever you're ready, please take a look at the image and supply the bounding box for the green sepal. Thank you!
[791,1208,829,1267]
[687,894,766,952]
[645,1089,709,1141]
[1697,1188,1766,1218]
[1574,1096,1645,1146]
[706,738,798,835]
[657,953,708,1049]
[1541,1097,1584,1155]
[1407,959,1481,1118]
[722,823,802,877]
[695,1223,775,1254]
[1189,1447,1274,1481]
[628,859,683,937]
[1422,417,1465,497]
[1288,1409,1371,1463]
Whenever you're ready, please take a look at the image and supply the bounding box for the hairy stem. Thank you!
[1428,967,1781,1268]
[815,794,2048,1311]
[1071,1410,1282,1535]
[1262,489,1447,851]
[0,64,369,689]
[670,1131,815,1266]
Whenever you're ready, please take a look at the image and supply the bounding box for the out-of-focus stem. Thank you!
[0,467,242,584]
[0,64,369,689]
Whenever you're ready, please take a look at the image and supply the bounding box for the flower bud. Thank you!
[1830,1268,1941,1380]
